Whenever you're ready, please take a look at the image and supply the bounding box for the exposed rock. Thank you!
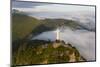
[69,52,76,62]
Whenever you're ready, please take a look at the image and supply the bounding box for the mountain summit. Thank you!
[12,40,86,65]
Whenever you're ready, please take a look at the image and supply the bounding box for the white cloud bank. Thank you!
[32,28,95,61]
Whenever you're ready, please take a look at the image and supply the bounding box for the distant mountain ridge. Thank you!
[12,12,83,41]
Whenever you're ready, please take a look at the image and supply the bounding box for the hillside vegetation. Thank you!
[12,40,85,65]
[12,13,40,41]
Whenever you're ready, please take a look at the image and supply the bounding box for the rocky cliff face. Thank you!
[12,40,86,65]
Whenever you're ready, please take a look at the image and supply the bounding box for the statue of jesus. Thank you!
[56,28,60,40]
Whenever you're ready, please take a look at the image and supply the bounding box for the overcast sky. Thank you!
[12,1,95,13]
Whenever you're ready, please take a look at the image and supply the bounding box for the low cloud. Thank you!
[32,28,95,61]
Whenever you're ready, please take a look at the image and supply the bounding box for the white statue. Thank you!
[56,28,60,40]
